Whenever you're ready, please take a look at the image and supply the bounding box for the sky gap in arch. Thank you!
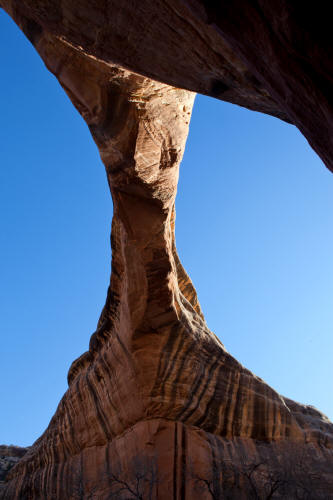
[0,9,332,447]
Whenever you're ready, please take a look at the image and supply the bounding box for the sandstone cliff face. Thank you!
[1,2,333,499]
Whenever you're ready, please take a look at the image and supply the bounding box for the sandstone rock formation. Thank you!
[1,0,333,171]
[1,2,333,499]
[0,446,28,488]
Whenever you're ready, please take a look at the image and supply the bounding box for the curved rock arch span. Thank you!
[1,2,333,499]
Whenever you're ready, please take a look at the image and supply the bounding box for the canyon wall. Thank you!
[1,2,333,498]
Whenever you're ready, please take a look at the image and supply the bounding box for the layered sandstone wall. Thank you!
[1,2,333,499]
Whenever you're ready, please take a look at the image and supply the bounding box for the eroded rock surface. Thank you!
[0,446,28,488]
[1,2,333,499]
[1,0,333,171]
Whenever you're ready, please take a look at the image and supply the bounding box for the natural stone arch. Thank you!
[1,0,332,170]
[1,2,333,499]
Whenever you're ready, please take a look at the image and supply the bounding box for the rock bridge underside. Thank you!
[1,1,333,499]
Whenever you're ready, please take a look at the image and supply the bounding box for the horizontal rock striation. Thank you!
[1,2,333,499]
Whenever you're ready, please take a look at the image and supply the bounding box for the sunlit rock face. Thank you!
[1,2,333,499]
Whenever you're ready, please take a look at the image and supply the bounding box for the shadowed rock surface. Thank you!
[1,1,333,499]
[0,447,28,488]
[1,0,333,171]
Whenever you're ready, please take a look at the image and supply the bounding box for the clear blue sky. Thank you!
[1,10,332,447]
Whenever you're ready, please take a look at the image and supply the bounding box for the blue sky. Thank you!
[1,10,332,447]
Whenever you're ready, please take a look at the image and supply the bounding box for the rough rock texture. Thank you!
[1,2,333,499]
[0,447,28,487]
